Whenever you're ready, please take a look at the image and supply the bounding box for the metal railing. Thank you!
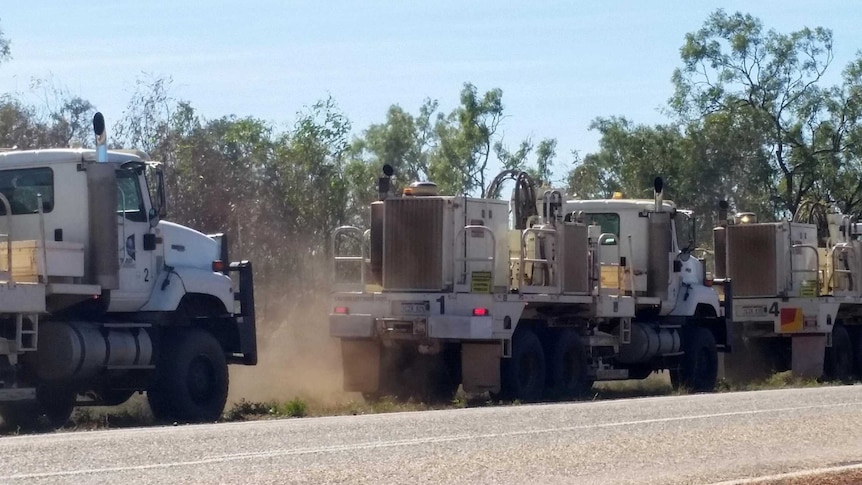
[595,233,620,298]
[454,225,496,293]
[791,243,820,297]
[830,242,856,294]
[331,225,366,292]
[518,226,559,294]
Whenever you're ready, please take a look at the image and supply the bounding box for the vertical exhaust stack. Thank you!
[87,112,119,289]
[93,112,108,163]
[647,176,670,299]
[714,200,729,279]
[718,200,729,227]
[378,164,394,201]
[370,164,394,285]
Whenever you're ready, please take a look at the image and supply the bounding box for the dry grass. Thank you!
[590,372,677,399]
[0,368,838,435]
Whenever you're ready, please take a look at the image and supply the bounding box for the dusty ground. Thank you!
[227,293,353,406]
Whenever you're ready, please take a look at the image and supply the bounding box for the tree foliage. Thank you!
[0,20,10,66]
[670,9,862,217]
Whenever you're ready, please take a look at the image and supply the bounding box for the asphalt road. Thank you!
[1,386,862,484]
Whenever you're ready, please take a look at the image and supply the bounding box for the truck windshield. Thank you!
[585,213,620,245]
[116,170,146,222]
[0,167,54,215]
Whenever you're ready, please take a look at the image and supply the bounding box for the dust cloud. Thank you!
[227,291,352,405]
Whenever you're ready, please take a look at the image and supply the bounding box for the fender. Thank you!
[670,283,721,317]
[141,266,233,313]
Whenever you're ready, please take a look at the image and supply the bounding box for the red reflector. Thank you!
[212,260,225,272]
[472,308,489,317]
[334,306,349,314]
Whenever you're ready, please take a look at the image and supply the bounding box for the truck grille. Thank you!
[383,198,444,291]
[726,224,778,297]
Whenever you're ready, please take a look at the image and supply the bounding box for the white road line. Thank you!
[710,462,862,484]
[2,401,858,481]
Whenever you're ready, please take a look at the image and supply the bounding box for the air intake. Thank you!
[726,223,778,297]
[383,197,445,291]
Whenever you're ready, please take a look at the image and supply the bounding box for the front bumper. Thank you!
[228,260,257,365]
[329,313,493,340]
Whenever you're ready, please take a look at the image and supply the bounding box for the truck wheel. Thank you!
[414,348,461,403]
[500,328,545,402]
[825,324,853,383]
[852,327,862,380]
[37,386,76,427]
[0,401,43,430]
[0,386,75,430]
[365,346,411,402]
[676,326,718,392]
[372,348,460,404]
[148,329,228,423]
[547,330,590,400]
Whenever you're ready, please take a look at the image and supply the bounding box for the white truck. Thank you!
[0,112,256,427]
[329,169,732,402]
[716,205,862,382]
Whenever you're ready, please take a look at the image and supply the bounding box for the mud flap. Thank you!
[461,343,500,394]
[341,339,380,393]
[229,261,257,365]
[792,335,826,378]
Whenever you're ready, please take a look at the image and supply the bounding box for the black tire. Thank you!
[38,386,76,427]
[0,401,42,430]
[825,324,853,383]
[0,385,75,430]
[547,330,591,400]
[852,327,862,380]
[500,328,546,402]
[676,326,718,392]
[372,347,461,404]
[367,346,411,402]
[420,347,462,403]
[148,329,229,423]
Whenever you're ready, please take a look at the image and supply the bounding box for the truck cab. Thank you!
[0,143,256,427]
[565,197,719,318]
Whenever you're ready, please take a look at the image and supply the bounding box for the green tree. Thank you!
[349,84,545,204]
[350,101,436,185]
[429,83,504,195]
[0,98,52,148]
[114,75,175,154]
[567,117,687,200]
[0,20,10,65]
[671,9,861,217]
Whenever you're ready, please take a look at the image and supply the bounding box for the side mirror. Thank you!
[156,167,167,219]
[148,207,158,228]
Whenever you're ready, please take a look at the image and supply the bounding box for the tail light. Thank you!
[212,260,225,272]
[472,308,489,317]
[334,306,349,314]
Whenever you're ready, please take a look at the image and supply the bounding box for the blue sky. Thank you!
[1,1,860,181]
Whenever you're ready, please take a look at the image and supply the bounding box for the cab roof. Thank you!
[565,198,677,212]
[0,148,149,168]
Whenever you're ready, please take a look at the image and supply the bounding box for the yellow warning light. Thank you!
[736,212,757,224]
[612,192,624,199]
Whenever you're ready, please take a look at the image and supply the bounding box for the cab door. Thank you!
[110,167,157,311]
